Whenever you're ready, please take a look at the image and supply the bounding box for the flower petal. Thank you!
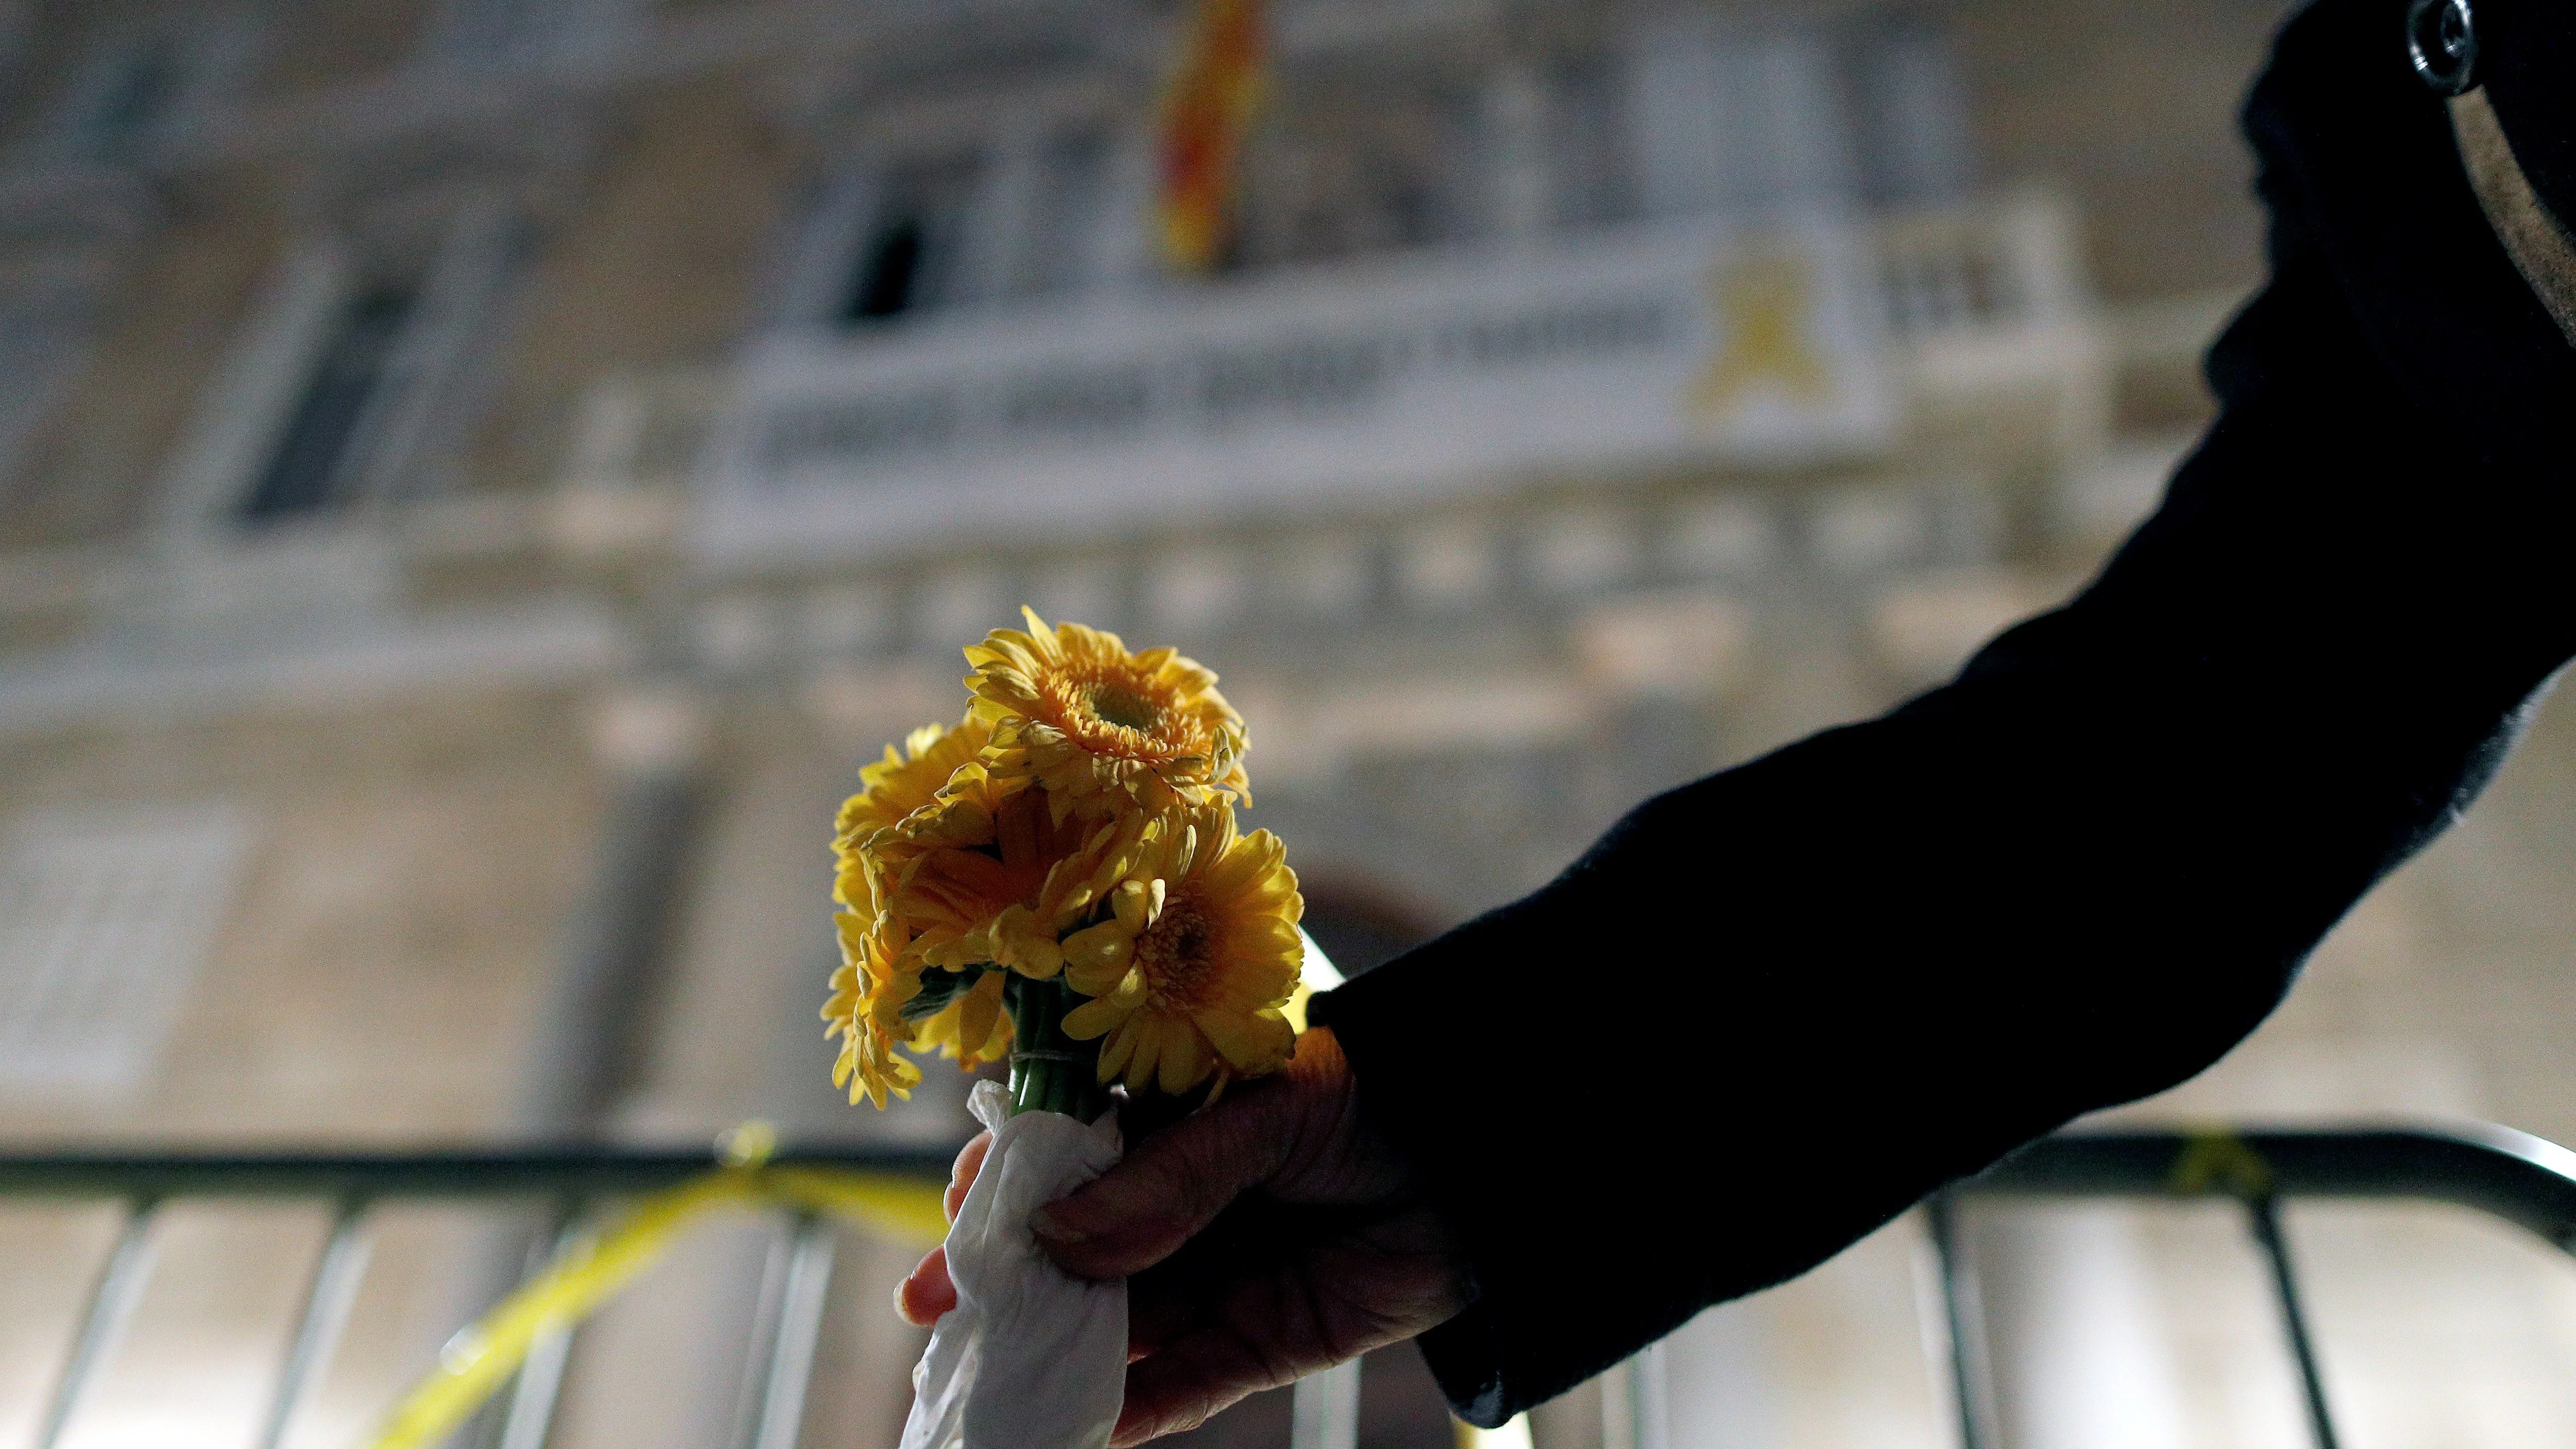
[1063,995,1126,1041]
[1121,1018,1162,1094]
[955,971,1004,1055]
[1195,1006,1293,1070]
[1113,878,1162,934]
[1156,1025,1211,1095]
[1061,923,1134,995]
[1096,1018,1140,1081]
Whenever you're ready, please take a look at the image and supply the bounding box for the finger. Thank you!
[1032,1084,1293,1280]
[945,1131,993,1223]
[1109,1324,1327,1446]
[894,1246,957,1326]
[1124,1279,1199,1361]
[1114,1210,1471,1433]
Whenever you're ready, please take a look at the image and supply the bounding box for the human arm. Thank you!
[1315,0,2576,1422]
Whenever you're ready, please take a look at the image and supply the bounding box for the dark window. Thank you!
[844,215,926,322]
[836,153,984,326]
[237,289,413,525]
[1239,68,1481,268]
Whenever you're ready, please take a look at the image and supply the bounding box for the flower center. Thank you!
[1135,901,1213,1003]
[1086,680,1162,733]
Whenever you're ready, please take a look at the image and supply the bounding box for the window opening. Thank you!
[1238,68,1480,269]
[0,806,254,1095]
[427,0,640,67]
[837,153,983,326]
[1846,25,1973,207]
[237,288,416,524]
[1019,128,1115,299]
[1548,52,1636,229]
[846,216,926,322]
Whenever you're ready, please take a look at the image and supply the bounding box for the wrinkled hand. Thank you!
[895,1027,1472,1444]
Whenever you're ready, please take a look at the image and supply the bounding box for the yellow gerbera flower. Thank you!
[881,780,1158,979]
[1059,801,1302,1095]
[828,714,1004,1108]
[964,609,1251,819]
[833,714,992,917]
[823,914,924,1108]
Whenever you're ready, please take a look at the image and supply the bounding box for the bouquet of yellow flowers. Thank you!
[825,609,1306,1123]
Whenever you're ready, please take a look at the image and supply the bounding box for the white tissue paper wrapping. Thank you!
[900,1078,1127,1449]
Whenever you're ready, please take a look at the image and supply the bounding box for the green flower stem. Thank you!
[1004,975,1112,1121]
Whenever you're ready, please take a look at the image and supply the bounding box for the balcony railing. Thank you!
[555,191,2101,501]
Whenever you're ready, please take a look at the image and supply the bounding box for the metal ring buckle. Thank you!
[2407,0,2480,95]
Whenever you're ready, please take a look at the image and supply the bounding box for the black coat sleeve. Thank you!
[1308,0,2576,1425]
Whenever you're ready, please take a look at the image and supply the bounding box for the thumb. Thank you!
[1032,1080,1294,1280]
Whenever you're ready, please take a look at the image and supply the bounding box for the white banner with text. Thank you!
[697,213,1894,566]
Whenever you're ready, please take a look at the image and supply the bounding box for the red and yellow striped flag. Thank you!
[1156,0,1265,273]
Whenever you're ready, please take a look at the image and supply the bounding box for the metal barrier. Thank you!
[0,1145,952,1449]
[11,1124,2576,1449]
[1935,1123,2576,1449]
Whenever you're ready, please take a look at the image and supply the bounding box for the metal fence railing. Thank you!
[9,1123,2576,1449]
[1935,1123,2576,1449]
[0,1145,953,1449]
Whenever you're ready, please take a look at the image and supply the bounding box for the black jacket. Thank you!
[1313,0,2576,1425]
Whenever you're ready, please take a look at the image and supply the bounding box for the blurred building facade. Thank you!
[9,1,2576,1447]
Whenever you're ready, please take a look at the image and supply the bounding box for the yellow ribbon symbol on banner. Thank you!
[362,1146,947,1449]
[1689,251,1835,416]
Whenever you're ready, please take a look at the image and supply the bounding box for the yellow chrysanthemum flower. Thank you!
[823,914,924,1108]
[881,778,1159,980]
[1059,801,1302,1095]
[832,714,992,918]
[964,609,1251,819]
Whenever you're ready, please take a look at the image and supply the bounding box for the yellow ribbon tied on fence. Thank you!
[364,1137,947,1449]
[2167,1128,2274,1198]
